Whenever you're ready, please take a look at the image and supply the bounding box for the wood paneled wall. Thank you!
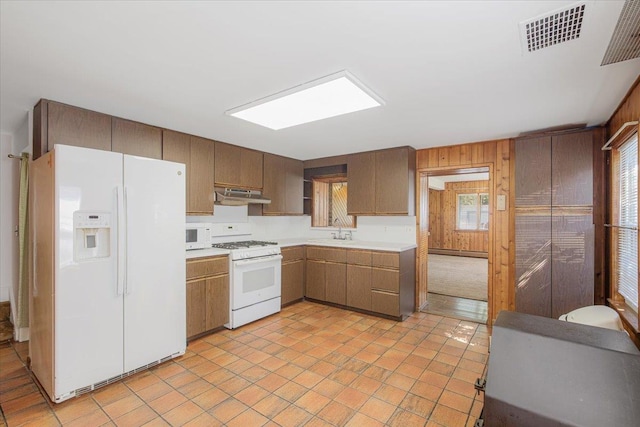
[428,189,442,249]
[429,181,489,253]
[607,76,640,140]
[416,139,513,326]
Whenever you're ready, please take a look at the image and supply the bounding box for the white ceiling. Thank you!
[1,1,638,161]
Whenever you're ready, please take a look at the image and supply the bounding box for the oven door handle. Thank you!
[233,254,283,266]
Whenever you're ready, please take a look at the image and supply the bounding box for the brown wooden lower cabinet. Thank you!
[305,260,326,300]
[346,264,371,310]
[372,290,400,317]
[305,246,415,319]
[326,262,347,305]
[205,276,229,330]
[186,278,207,338]
[281,246,305,306]
[186,255,229,339]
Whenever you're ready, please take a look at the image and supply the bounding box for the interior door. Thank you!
[418,174,429,309]
[123,155,186,372]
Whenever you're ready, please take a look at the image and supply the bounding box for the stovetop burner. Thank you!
[211,240,278,250]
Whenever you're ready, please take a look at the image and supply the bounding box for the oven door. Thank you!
[231,254,282,310]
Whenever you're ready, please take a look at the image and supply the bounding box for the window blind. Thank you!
[618,132,638,312]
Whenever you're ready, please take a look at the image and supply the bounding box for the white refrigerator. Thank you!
[30,144,186,403]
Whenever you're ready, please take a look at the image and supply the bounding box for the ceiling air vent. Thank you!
[520,2,586,53]
[601,0,640,66]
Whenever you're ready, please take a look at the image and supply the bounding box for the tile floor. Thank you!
[0,301,488,427]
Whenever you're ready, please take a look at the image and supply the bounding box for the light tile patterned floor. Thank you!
[0,301,488,426]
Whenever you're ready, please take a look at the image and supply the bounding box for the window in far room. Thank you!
[456,192,489,230]
[312,176,355,228]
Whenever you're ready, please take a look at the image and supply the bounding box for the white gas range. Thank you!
[207,224,282,329]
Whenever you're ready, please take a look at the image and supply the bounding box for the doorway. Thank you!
[420,169,490,323]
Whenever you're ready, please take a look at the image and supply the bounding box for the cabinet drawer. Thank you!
[371,267,399,292]
[282,246,305,263]
[306,246,347,263]
[371,290,400,317]
[347,249,372,266]
[186,256,228,279]
[371,252,399,269]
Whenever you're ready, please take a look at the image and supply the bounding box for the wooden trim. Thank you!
[416,160,496,327]
[608,299,640,349]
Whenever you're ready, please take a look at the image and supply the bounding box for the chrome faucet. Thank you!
[334,218,343,240]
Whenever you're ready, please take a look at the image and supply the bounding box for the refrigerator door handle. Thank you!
[124,186,130,295]
[116,186,125,296]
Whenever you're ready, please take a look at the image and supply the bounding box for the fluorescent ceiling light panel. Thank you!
[226,70,384,130]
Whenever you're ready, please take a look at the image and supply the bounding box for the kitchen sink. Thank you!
[307,238,357,245]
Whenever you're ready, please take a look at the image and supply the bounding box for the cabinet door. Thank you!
[347,264,371,311]
[307,246,347,263]
[371,267,399,293]
[215,142,263,189]
[47,101,112,152]
[263,153,286,214]
[215,141,241,187]
[347,152,376,215]
[112,118,162,159]
[282,260,304,306]
[186,256,228,280]
[515,215,552,317]
[375,148,409,214]
[206,275,229,330]
[305,260,326,300]
[241,148,264,189]
[284,157,304,214]
[372,290,400,317]
[515,137,551,206]
[325,262,346,305]
[163,130,190,212]
[190,136,216,214]
[551,215,594,318]
[552,132,593,206]
[187,279,207,338]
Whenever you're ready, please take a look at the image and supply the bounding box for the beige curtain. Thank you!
[16,153,29,330]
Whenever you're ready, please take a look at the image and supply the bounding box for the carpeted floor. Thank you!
[428,254,488,301]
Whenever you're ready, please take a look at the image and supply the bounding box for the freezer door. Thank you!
[54,145,124,397]
[123,155,186,372]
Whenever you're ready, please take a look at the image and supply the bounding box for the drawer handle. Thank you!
[372,289,398,296]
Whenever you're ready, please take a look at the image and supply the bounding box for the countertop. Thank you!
[186,238,417,259]
[185,247,230,259]
[277,238,417,252]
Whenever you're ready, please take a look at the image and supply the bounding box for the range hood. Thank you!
[215,188,271,206]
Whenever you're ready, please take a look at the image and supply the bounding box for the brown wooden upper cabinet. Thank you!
[214,142,263,190]
[163,130,215,214]
[347,146,416,216]
[34,100,112,158]
[263,153,303,215]
[111,118,162,160]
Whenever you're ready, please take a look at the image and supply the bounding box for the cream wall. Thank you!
[0,131,18,302]
[0,112,30,314]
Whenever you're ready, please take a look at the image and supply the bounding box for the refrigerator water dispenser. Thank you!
[73,212,111,261]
